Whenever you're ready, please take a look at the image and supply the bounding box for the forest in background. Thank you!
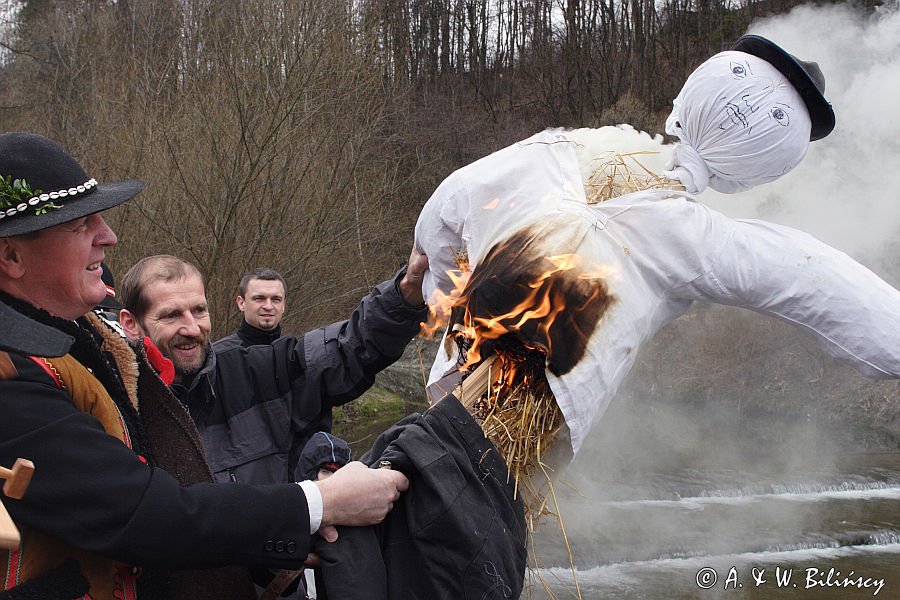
[0,0,829,331]
[2,0,897,445]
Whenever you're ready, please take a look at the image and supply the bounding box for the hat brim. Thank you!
[0,299,73,357]
[731,35,835,141]
[0,179,145,237]
[97,294,124,310]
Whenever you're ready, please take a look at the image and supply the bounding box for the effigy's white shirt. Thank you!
[415,128,900,455]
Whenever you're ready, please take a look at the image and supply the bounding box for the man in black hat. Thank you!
[0,132,409,600]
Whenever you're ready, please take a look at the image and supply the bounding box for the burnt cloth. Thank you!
[341,393,526,599]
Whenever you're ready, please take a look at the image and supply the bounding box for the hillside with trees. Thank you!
[2,0,896,447]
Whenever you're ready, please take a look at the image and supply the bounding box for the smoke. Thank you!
[703,2,900,282]
[533,2,900,581]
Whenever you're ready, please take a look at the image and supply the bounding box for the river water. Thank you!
[525,406,900,600]
[351,365,900,599]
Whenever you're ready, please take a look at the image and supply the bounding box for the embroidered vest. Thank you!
[2,321,142,600]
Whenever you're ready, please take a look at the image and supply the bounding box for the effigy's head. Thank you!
[665,35,835,194]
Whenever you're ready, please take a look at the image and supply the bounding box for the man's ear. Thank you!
[119,309,143,341]
[0,238,27,279]
[236,295,245,312]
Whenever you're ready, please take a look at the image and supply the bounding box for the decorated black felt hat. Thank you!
[730,35,835,141]
[0,132,146,237]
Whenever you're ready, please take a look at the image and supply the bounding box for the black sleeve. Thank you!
[298,268,428,407]
[0,356,311,570]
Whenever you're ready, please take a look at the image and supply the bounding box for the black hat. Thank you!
[97,261,124,310]
[0,299,73,357]
[0,133,146,237]
[730,35,836,141]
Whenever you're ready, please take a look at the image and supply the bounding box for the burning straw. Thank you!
[428,241,608,524]
[454,333,564,523]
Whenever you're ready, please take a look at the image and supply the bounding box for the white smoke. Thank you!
[702,2,900,282]
[533,2,900,584]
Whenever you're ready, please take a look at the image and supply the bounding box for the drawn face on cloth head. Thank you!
[664,51,812,194]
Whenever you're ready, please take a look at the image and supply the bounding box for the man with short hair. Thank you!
[215,267,287,351]
[0,132,408,600]
[118,252,428,486]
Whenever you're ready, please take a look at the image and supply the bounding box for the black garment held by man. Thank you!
[308,394,527,600]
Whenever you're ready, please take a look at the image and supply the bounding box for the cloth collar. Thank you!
[0,289,152,459]
[237,319,282,345]
[173,345,217,404]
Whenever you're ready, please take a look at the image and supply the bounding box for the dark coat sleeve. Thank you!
[297,268,427,407]
[0,355,311,570]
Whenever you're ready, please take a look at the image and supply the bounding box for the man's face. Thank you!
[2,214,117,320]
[237,278,285,331]
[137,274,211,377]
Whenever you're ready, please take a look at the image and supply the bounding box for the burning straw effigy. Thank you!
[413,153,679,600]
[412,134,692,598]
[427,152,681,525]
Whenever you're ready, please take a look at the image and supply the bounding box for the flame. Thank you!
[419,267,470,339]
[450,252,612,373]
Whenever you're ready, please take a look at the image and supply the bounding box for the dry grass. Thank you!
[456,348,563,510]
[584,151,684,204]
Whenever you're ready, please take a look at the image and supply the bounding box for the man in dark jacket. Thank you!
[214,267,288,351]
[0,132,408,600]
[118,253,428,486]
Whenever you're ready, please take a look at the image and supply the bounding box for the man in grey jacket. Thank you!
[118,254,428,485]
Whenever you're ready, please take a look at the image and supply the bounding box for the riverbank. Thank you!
[335,302,900,457]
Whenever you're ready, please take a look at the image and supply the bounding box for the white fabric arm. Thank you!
[678,216,900,378]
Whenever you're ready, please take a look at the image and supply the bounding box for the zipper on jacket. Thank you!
[229,469,237,483]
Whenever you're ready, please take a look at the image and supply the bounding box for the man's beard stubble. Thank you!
[161,332,210,378]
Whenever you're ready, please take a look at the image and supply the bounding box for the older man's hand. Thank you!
[398,247,428,307]
[315,461,409,542]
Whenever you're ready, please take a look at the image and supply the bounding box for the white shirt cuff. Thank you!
[297,480,323,534]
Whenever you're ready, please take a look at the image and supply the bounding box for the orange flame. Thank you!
[419,267,471,339]
[445,252,613,374]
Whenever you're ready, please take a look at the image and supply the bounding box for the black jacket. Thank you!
[213,319,282,351]
[312,394,527,600]
[173,270,427,485]
[0,303,313,599]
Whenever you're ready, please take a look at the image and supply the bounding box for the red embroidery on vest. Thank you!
[27,357,64,389]
[113,562,140,600]
[3,545,21,590]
